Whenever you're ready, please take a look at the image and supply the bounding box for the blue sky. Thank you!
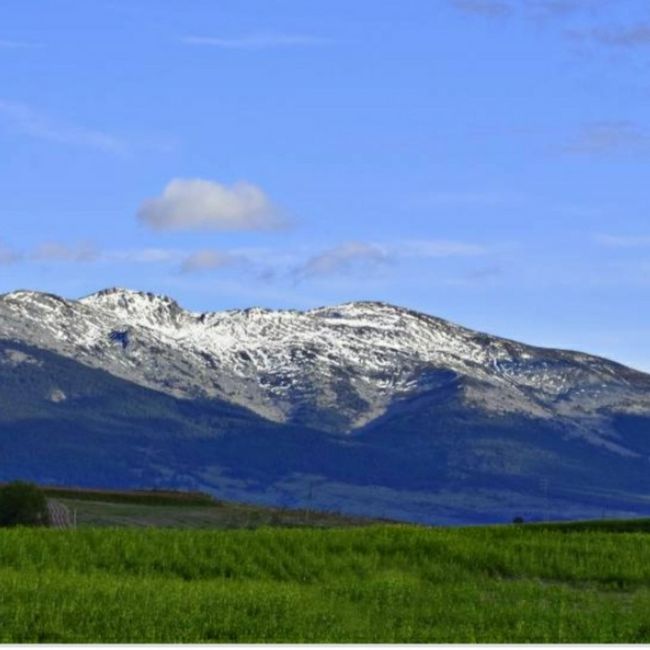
[1,0,650,369]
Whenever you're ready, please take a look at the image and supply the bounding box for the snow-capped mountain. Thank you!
[2,287,650,523]
[1,287,649,437]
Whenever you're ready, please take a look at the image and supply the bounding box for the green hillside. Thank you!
[55,498,377,528]
[31,484,382,529]
[2,524,650,642]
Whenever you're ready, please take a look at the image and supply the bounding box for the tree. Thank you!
[512,516,525,525]
[0,481,50,527]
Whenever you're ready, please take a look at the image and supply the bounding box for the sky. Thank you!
[1,0,649,369]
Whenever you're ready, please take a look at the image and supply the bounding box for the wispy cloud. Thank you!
[0,241,21,265]
[418,190,524,208]
[28,244,188,266]
[568,23,650,48]
[561,121,650,156]
[294,242,390,280]
[0,99,128,155]
[180,250,237,274]
[108,248,182,264]
[463,264,502,280]
[398,239,488,257]
[451,0,609,20]
[451,0,650,65]
[594,234,650,248]
[12,235,494,290]
[451,0,513,17]
[31,242,99,263]
[112,246,262,276]
[525,1,610,18]
[0,39,43,49]
[137,178,285,232]
[181,34,329,49]
[291,238,488,281]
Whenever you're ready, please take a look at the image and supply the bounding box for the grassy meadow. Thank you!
[2,523,650,642]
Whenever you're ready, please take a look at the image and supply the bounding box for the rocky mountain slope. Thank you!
[1,288,650,524]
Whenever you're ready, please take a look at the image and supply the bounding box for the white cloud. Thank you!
[181,34,329,49]
[180,250,236,273]
[0,99,127,155]
[31,242,99,262]
[137,178,283,232]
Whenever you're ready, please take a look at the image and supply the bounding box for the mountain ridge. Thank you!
[2,287,649,435]
[2,287,650,524]
[4,285,644,369]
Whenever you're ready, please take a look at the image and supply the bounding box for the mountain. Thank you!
[1,287,650,524]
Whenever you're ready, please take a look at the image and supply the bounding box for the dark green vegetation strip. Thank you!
[57,497,380,529]
[525,518,650,533]
[41,486,216,506]
[2,525,650,643]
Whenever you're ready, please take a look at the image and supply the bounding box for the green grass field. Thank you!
[2,523,650,642]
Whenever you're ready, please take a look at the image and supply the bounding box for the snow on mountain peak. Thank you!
[81,287,181,310]
[80,287,189,331]
[1,287,650,434]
